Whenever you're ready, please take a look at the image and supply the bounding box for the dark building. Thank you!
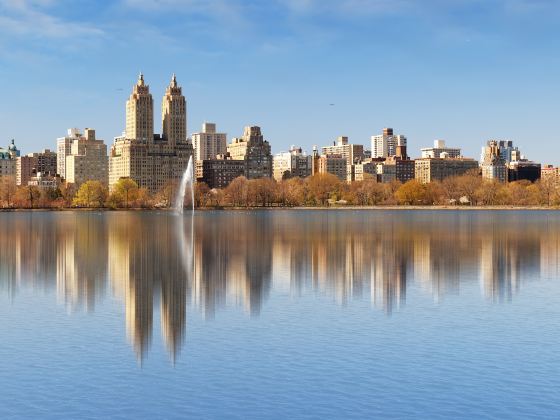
[507,161,541,183]
[195,155,245,189]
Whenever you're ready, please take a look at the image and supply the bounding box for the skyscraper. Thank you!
[192,123,227,161]
[65,128,108,187]
[109,74,193,193]
[161,74,186,147]
[371,128,407,159]
[126,73,154,143]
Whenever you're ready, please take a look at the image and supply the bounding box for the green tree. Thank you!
[111,178,139,208]
[73,181,108,207]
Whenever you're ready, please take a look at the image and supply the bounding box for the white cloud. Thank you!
[0,0,104,39]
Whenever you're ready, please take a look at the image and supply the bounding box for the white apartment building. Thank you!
[273,146,312,181]
[192,122,227,161]
[421,140,462,159]
[371,128,406,158]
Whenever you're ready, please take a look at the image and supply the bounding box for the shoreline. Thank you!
[1,205,560,212]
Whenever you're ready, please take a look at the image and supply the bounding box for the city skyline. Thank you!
[1,1,560,164]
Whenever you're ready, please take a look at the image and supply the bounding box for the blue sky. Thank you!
[1,0,559,163]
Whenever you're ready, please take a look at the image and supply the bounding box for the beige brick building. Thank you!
[415,157,478,184]
[65,128,108,187]
[109,74,193,193]
[322,136,364,164]
[227,126,272,179]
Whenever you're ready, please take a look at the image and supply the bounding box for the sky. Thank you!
[0,0,559,163]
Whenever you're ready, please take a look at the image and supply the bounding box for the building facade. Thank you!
[273,146,312,181]
[227,126,272,179]
[480,140,508,182]
[313,154,348,180]
[0,140,19,179]
[65,128,108,186]
[57,128,82,177]
[195,155,245,189]
[371,128,406,159]
[507,161,541,183]
[542,165,560,184]
[109,74,193,193]
[16,149,57,186]
[415,158,479,183]
[192,123,227,161]
[322,136,364,164]
[421,140,461,159]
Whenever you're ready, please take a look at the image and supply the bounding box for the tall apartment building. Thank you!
[415,157,478,184]
[381,158,416,184]
[321,136,364,164]
[16,149,57,186]
[57,128,82,177]
[65,128,108,187]
[421,140,461,159]
[371,128,406,158]
[109,74,193,193]
[192,123,227,161]
[480,140,507,182]
[273,146,312,181]
[349,160,378,182]
[312,153,348,180]
[480,140,519,164]
[0,140,19,179]
[227,126,272,179]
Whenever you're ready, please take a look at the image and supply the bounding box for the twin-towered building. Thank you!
[109,74,193,193]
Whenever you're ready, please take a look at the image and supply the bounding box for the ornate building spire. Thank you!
[162,74,186,146]
[126,74,153,142]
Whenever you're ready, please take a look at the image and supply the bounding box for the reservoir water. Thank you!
[1,210,559,418]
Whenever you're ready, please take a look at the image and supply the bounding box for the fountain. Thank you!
[175,156,195,214]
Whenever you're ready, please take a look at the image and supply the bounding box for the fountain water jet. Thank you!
[175,155,194,214]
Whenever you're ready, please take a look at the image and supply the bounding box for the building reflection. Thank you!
[0,210,558,360]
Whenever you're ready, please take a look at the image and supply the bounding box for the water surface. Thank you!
[1,210,559,418]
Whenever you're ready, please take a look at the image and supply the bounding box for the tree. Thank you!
[475,179,502,205]
[535,178,557,206]
[73,181,108,207]
[194,182,210,208]
[395,180,427,205]
[154,181,177,208]
[59,182,77,207]
[14,185,41,208]
[0,177,17,208]
[306,173,341,206]
[225,176,248,207]
[456,171,482,205]
[441,176,461,204]
[111,178,139,208]
[247,178,276,207]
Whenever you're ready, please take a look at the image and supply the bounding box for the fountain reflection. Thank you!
[0,210,558,360]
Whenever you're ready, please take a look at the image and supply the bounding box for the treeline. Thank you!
[1,171,559,209]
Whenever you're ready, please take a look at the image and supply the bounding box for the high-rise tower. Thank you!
[110,74,193,193]
[161,74,186,147]
[126,73,154,143]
